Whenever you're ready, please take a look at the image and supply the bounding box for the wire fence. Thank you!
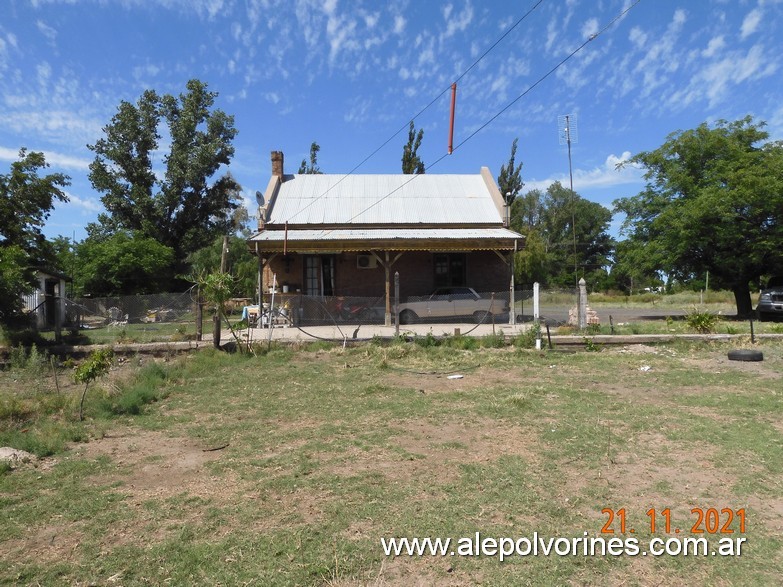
[28,286,583,344]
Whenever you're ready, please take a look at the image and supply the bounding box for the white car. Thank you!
[398,287,509,324]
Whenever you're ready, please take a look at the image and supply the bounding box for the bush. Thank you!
[443,335,478,350]
[685,308,720,334]
[480,330,506,349]
[514,324,541,349]
[414,332,440,348]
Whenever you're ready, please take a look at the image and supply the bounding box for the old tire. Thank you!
[727,349,764,362]
[399,310,418,325]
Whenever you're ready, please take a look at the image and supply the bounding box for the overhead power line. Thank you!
[342,0,643,224]
[279,0,547,225]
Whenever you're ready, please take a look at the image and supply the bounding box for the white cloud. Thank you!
[0,145,90,173]
[441,0,474,40]
[741,7,763,38]
[633,9,688,98]
[36,20,58,44]
[526,152,643,192]
[628,27,647,48]
[702,35,725,58]
[364,12,379,29]
[132,63,162,81]
[581,18,599,39]
[393,15,406,35]
[0,109,102,147]
[37,61,52,86]
[64,191,103,214]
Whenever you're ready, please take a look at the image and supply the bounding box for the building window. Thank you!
[434,253,466,287]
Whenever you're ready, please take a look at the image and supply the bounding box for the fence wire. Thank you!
[34,286,581,343]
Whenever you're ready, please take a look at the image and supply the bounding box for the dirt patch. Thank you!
[75,427,229,501]
[383,368,505,394]
[0,524,84,568]
[680,352,781,379]
[325,417,540,489]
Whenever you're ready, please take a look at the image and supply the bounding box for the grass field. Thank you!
[1,339,782,585]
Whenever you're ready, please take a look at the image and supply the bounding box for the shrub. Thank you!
[480,330,506,349]
[514,324,541,349]
[685,308,720,334]
[74,349,114,421]
[414,332,440,348]
[443,335,478,350]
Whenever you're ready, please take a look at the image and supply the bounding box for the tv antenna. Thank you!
[558,113,580,325]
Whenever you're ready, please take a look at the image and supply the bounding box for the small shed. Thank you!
[21,269,70,330]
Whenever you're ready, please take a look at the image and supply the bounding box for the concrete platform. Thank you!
[240,321,531,343]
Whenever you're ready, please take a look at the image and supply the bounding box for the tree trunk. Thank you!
[732,284,754,318]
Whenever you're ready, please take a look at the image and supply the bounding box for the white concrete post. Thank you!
[578,278,587,330]
[533,282,541,350]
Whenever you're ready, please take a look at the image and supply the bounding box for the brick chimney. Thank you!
[271,151,284,178]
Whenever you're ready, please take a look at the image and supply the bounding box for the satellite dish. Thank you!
[255,191,265,207]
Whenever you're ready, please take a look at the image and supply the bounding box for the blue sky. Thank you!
[1,0,781,242]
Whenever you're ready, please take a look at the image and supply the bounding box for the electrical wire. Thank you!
[278,0,548,225]
[340,0,643,225]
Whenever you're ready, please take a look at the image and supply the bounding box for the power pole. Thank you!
[558,114,580,327]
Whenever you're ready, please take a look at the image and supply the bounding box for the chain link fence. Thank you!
[253,287,580,333]
[26,285,583,344]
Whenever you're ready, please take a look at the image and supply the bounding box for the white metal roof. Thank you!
[266,173,503,225]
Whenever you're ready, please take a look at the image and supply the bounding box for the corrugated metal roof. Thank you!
[249,228,521,241]
[267,174,502,225]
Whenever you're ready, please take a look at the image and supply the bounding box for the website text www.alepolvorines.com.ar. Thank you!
[381,532,746,562]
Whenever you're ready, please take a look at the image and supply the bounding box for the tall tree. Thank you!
[401,121,425,174]
[76,231,174,296]
[541,182,614,288]
[497,138,524,204]
[614,116,783,316]
[0,149,69,324]
[298,142,322,174]
[509,183,613,288]
[88,79,241,276]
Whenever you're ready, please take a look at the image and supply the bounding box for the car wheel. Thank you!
[758,312,777,322]
[473,311,491,324]
[727,349,764,362]
[399,310,418,325]
[358,308,374,322]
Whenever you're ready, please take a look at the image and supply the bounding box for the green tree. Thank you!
[513,229,549,286]
[298,142,322,174]
[510,182,613,288]
[497,138,524,205]
[76,232,175,296]
[401,121,425,174]
[510,188,544,233]
[74,348,113,421]
[0,149,70,324]
[614,116,783,316]
[188,234,258,298]
[88,79,241,277]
